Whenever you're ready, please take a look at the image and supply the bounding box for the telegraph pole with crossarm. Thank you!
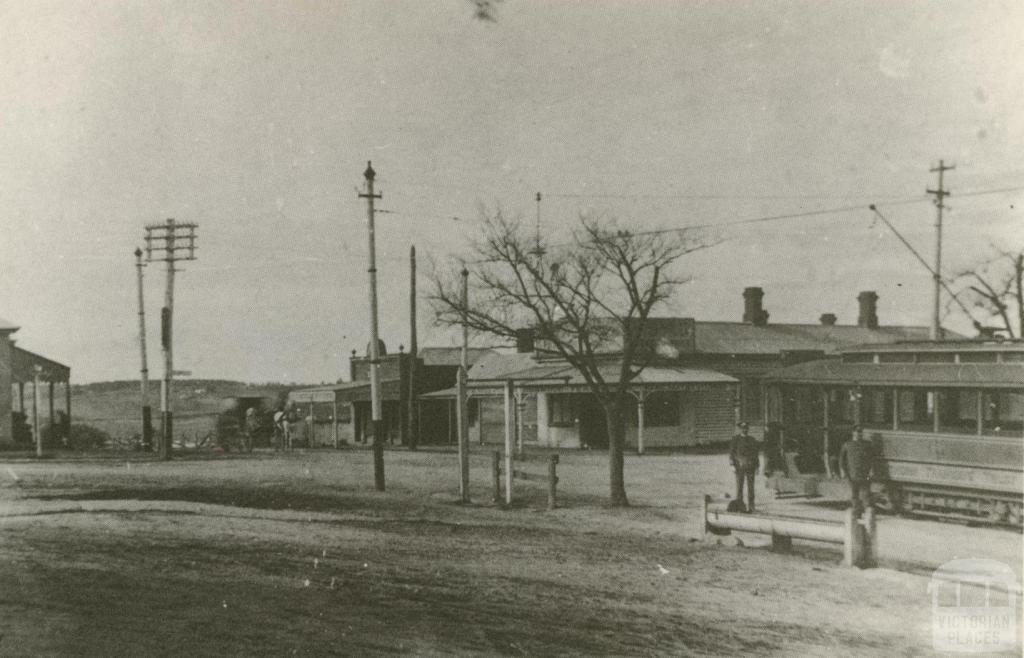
[144,218,197,460]
[359,163,386,491]
[927,160,955,340]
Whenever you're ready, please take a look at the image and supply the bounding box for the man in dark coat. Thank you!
[839,425,875,514]
[729,421,761,513]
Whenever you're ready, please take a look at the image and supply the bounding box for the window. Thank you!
[937,390,977,434]
[843,353,874,363]
[917,352,955,363]
[643,392,680,427]
[827,388,855,424]
[897,389,934,432]
[959,352,997,363]
[861,388,893,429]
[548,394,575,427]
[879,352,914,363]
[982,391,1024,437]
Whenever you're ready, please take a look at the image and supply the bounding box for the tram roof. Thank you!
[764,359,1024,388]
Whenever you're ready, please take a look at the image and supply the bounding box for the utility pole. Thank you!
[407,245,419,450]
[531,192,545,257]
[33,365,42,458]
[457,267,471,502]
[134,247,153,451]
[144,218,197,460]
[359,162,385,491]
[927,160,954,340]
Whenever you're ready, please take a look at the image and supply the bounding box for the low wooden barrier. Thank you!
[702,495,877,568]
[493,451,559,510]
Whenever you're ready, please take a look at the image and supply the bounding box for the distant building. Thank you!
[0,317,72,448]
[288,343,497,447]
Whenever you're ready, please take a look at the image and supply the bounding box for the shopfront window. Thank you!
[548,394,575,427]
[644,391,680,427]
[982,391,1024,437]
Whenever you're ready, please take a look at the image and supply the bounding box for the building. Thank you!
[424,287,939,450]
[288,343,496,447]
[0,317,72,448]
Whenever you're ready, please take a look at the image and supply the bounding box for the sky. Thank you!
[1,0,1021,384]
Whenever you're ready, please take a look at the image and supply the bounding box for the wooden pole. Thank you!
[408,245,419,449]
[333,397,339,448]
[359,162,385,491]
[492,450,501,504]
[503,380,514,505]
[547,454,559,510]
[33,366,42,457]
[457,268,470,502]
[135,247,153,451]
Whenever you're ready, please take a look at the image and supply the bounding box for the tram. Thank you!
[763,340,1024,526]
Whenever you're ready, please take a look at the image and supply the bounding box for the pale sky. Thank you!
[1,0,1021,383]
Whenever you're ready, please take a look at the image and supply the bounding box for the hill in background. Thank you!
[71,379,312,441]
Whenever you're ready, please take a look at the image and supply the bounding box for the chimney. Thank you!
[857,291,879,329]
[742,287,769,326]
[819,313,837,326]
[515,328,535,353]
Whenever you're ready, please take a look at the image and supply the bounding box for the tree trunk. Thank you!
[604,400,629,507]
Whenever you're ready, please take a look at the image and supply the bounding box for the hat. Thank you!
[737,421,749,429]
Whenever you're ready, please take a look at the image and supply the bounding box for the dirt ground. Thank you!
[0,447,1020,656]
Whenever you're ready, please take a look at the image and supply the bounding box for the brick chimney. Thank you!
[515,328,535,353]
[857,291,879,329]
[819,313,837,326]
[742,287,769,326]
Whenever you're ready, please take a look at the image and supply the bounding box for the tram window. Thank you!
[982,391,1024,437]
[861,388,893,429]
[897,389,934,432]
[937,390,977,434]
[1001,352,1024,363]
[828,389,855,423]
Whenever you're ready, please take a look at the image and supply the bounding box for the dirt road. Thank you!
[0,449,1019,656]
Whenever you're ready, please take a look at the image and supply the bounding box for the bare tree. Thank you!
[431,211,712,506]
[948,248,1024,338]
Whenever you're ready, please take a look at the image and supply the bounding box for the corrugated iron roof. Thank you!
[0,317,19,332]
[693,322,934,355]
[764,358,1024,388]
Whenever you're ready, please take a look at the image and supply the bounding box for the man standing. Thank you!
[839,425,874,514]
[729,421,760,513]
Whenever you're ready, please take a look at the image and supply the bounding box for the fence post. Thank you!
[492,451,502,504]
[861,506,877,568]
[547,454,559,510]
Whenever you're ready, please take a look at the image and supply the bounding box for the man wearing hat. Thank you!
[729,421,761,513]
[839,425,875,514]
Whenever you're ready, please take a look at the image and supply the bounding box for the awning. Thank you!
[12,347,70,383]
